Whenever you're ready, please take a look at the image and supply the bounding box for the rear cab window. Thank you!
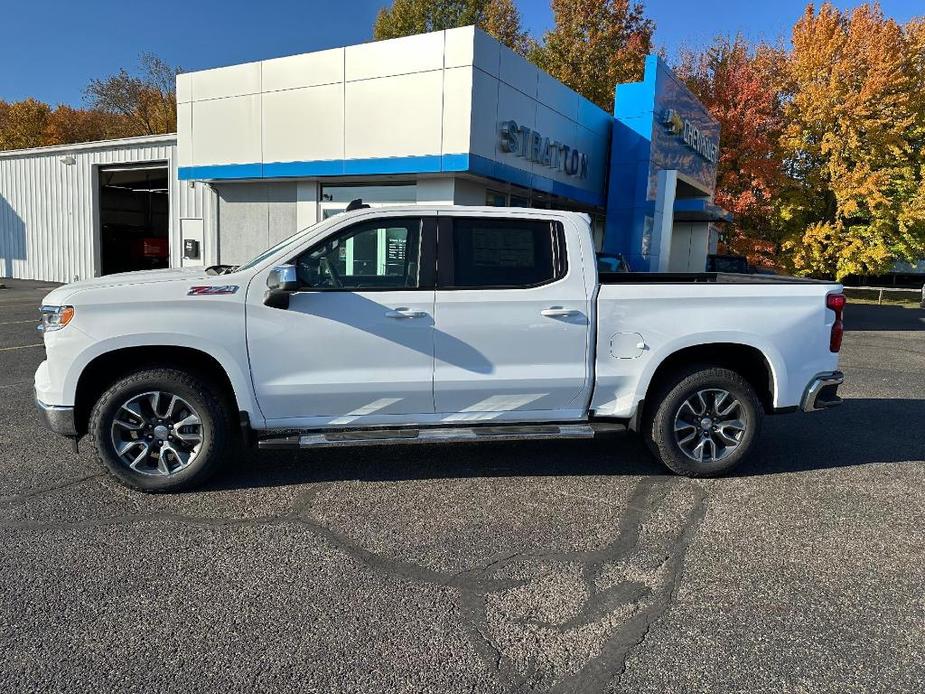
[438,217,566,289]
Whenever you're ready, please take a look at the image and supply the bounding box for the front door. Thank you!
[433,215,593,421]
[247,216,436,427]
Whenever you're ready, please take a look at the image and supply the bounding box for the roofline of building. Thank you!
[0,133,177,159]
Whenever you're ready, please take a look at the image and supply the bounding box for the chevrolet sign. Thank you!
[663,109,719,163]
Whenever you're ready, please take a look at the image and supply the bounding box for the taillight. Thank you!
[826,293,845,352]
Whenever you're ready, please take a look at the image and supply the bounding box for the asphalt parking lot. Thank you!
[1,279,923,693]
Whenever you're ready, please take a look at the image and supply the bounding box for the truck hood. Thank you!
[42,267,212,304]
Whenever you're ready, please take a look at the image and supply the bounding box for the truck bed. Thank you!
[599,272,832,285]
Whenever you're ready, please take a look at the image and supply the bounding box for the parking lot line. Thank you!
[0,343,43,352]
[0,319,38,325]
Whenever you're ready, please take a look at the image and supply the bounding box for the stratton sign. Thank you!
[499,120,589,179]
[662,109,719,164]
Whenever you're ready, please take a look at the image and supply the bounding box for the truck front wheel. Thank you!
[88,368,233,492]
[645,365,763,477]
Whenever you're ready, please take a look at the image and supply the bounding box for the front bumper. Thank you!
[801,371,844,412]
[35,391,78,437]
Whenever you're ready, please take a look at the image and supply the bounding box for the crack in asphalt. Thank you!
[600,488,708,694]
[0,473,708,693]
[0,473,104,507]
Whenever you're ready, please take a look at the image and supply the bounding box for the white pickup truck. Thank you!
[35,206,845,491]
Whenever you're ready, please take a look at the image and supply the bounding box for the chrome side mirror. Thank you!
[266,264,298,291]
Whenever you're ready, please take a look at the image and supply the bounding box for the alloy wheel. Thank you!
[673,388,747,463]
[110,391,203,476]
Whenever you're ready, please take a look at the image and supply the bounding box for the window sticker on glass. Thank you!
[471,229,535,267]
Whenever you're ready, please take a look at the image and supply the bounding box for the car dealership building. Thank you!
[0,27,727,283]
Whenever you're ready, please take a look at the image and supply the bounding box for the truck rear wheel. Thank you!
[88,367,233,492]
[645,365,763,477]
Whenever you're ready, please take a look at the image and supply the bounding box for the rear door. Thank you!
[432,215,593,421]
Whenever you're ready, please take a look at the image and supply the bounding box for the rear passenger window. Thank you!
[442,218,564,288]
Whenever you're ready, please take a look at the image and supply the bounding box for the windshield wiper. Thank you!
[205,264,238,275]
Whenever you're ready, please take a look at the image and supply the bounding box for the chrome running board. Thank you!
[257,422,623,450]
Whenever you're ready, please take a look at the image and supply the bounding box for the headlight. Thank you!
[38,305,75,333]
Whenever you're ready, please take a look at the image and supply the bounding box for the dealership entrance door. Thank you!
[98,163,169,275]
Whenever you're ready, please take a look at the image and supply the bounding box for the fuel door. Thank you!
[610,332,647,359]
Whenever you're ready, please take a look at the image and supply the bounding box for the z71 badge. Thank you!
[187,285,239,295]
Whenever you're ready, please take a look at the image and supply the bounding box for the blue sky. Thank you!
[2,0,922,106]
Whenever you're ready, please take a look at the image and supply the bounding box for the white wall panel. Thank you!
[469,68,500,160]
[192,95,261,166]
[176,102,193,168]
[472,28,501,77]
[442,67,472,155]
[444,27,475,68]
[499,44,537,97]
[345,32,443,81]
[262,83,344,163]
[345,71,443,158]
[497,82,537,173]
[176,73,192,103]
[262,48,344,92]
[538,70,579,120]
[535,103,579,180]
[190,62,261,101]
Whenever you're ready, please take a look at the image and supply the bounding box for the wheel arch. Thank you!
[74,346,241,437]
[641,342,778,420]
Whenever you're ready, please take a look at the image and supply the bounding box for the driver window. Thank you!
[294,218,421,290]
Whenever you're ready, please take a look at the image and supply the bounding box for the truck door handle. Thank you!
[385,308,427,319]
[541,307,579,318]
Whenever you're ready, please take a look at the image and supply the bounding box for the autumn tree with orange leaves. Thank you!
[677,37,788,268]
[779,3,925,278]
[679,3,925,278]
[0,53,178,152]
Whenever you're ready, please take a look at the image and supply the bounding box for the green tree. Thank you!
[373,0,531,55]
[530,0,654,111]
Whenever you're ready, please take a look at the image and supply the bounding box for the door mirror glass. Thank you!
[267,264,298,291]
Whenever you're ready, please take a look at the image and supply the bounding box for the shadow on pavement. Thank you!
[206,434,667,492]
[201,396,925,492]
[740,397,925,475]
[846,303,924,331]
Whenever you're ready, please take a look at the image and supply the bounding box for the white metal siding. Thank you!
[0,135,213,283]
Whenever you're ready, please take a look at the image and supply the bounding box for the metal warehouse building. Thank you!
[1,26,732,284]
[0,135,212,283]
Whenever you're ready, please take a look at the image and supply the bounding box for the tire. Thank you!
[88,367,233,492]
[645,365,763,477]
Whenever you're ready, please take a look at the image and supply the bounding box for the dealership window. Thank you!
[486,190,507,207]
[440,218,563,288]
[509,193,530,208]
[294,218,421,290]
[320,183,416,219]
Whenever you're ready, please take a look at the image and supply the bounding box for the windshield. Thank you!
[233,218,330,273]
